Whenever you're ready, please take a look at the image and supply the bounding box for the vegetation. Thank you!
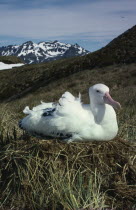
[0,56,23,64]
[0,134,136,210]
[0,25,136,101]
[0,25,136,209]
[0,62,136,209]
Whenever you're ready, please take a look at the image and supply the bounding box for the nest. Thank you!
[0,136,136,210]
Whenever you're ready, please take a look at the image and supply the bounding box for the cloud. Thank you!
[0,0,91,10]
[0,0,135,50]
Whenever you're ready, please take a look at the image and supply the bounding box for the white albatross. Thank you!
[19,84,121,143]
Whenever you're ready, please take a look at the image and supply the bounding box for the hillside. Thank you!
[0,26,136,210]
[0,65,136,210]
[0,25,136,102]
[0,56,23,64]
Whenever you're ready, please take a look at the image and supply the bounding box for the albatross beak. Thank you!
[104,92,121,109]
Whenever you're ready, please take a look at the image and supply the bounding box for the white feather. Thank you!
[32,102,53,111]
[19,84,120,142]
[23,106,32,115]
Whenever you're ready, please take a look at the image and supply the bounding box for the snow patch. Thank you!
[0,62,24,70]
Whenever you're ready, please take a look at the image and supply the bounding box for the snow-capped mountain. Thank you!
[0,40,89,64]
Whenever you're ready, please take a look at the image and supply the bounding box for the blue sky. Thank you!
[0,0,136,51]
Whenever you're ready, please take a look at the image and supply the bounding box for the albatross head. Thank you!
[89,84,121,109]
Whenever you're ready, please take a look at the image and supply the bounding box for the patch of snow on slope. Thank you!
[0,62,24,70]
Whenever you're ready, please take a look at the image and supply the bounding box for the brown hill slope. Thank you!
[1,63,135,142]
[0,25,136,101]
[0,27,136,210]
[0,56,23,64]
[0,63,136,208]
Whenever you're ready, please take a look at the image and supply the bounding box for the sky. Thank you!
[0,0,136,51]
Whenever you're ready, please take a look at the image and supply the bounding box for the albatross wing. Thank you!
[19,92,93,141]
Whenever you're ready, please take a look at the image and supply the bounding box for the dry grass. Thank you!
[1,64,136,141]
[0,25,136,209]
[0,63,136,209]
[0,132,136,210]
[0,90,136,210]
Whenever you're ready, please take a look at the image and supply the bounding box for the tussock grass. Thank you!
[0,25,136,209]
[1,64,135,142]
[0,86,136,209]
[0,61,136,209]
[0,132,136,210]
[0,116,135,209]
[0,64,136,209]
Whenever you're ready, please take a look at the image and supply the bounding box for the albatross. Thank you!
[19,84,121,143]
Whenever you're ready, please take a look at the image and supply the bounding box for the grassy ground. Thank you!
[0,25,136,102]
[0,63,136,209]
[0,135,136,210]
[0,25,136,209]
[1,64,136,140]
[0,56,23,64]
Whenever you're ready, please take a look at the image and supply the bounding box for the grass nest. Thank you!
[0,134,136,210]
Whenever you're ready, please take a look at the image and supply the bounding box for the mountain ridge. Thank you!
[0,25,136,101]
[0,40,89,64]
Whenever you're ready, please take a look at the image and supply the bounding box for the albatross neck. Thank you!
[90,102,106,124]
